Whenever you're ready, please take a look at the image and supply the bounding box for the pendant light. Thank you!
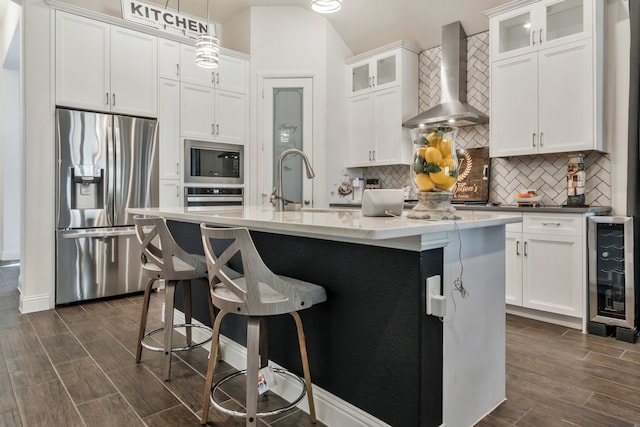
[196,0,220,68]
[311,0,342,14]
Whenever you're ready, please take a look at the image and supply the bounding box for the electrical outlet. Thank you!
[426,275,440,315]
[426,275,446,317]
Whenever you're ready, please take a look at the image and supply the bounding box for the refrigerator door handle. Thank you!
[62,227,137,239]
[105,115,115,225]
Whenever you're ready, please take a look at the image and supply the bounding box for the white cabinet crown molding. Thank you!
[45,0,249,61]
[483,0,538,18]
[346,40,419,65]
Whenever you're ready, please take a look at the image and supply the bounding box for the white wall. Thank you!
[20,0,54,312]
[0,0,21,260]
[606,0,630,216]
[246,6,351,207]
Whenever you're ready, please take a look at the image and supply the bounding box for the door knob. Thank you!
[304,200,310,205]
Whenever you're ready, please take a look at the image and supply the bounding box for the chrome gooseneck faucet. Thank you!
[271,148,315,211]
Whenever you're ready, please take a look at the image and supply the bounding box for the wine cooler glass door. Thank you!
[588,217,635,329]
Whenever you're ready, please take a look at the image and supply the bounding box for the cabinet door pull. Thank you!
[211,124,215,134]
[176,64,180,77]
[372,150,376,161]
[112,93,116,106]
[540,132,544,146]
[368,150,372,161]
[539,29,543,44]
[176,184,180,198]
[106,92,109,105]
[532,29,536,46]
[516,241,520,256]
[372,76,376,87]
[211,72,215,83]
[524,241,528,256]
[369,77,372,87]
[216,72,220,85]
[216,124,220,135]
[532,133,536,147]
[176,161,180,175]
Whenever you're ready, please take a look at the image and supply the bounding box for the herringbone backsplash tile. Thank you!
[366,31,611,206]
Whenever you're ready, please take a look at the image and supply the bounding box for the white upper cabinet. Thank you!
[56,13,111,112]
[487,0,604,157]
[348,49,402,97]
[56,11,158,117]
[214,54,248,94]
[213,90,246,144]
[158,38,181,80]
[490,0,592,62]
[110,26,158,117]
[345,42,418,167]
[180,82,215,140]
[179,44,215,86]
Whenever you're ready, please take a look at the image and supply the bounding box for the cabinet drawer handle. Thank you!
[524,241,528,256]
[532,29,536,46]
[541,222,562,227]
[516,241,520,256]
[532,133,536,147]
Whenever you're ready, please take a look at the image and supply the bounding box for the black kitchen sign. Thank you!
[121,0,210,39]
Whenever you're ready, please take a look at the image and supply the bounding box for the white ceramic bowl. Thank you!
[514,194,543,203]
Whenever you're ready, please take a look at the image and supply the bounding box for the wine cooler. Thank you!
[588,217,637,342]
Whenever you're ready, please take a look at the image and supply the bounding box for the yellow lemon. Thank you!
[413,146,427,159]
[435,175,457,190]
[423,147,443,164]
[439,157,456,171]
[429,169,450,185]
[415,173,435,191]
[438,137,452,158]
[427,132,441,147]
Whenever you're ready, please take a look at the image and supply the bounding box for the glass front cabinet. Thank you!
[490,0,593,61]
[348,50,400,96]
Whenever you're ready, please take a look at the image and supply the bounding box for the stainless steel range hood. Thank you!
[404,21,489,128]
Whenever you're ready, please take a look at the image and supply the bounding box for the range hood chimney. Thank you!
[404,21,489,128]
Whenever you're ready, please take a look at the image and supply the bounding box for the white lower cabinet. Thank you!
[159,180,181,208]
[503,212,585,319]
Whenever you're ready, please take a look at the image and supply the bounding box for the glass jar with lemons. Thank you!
[410,125,458,192]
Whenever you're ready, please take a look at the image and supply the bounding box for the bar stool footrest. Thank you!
[210,368,307,418]
[141,323,213,352]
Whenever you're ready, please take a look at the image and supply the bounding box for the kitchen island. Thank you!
[128,206,520,427]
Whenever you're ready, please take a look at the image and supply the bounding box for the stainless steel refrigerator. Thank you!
[55,108,159,304]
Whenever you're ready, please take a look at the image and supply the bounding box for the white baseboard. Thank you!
[173,310,391,427]
[0,251,20,261]
[19,290,51,313]
[506,305,582,330]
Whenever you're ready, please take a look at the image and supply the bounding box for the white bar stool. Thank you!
[199,224,327,426]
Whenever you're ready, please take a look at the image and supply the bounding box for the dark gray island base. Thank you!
[169,220,445,427]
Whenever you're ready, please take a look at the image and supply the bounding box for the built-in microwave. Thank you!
[184,139,244,185]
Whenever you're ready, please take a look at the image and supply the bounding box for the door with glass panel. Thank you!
[260,78,313,207]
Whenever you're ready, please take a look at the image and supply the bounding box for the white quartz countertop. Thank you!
[128,205,521,243]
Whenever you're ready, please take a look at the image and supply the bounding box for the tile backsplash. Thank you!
[365,31,611,206]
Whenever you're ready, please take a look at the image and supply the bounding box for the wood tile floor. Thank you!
[0,261,325,427]
[2,261,640,426]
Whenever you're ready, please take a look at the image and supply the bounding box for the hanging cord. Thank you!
[439,221,469,323]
